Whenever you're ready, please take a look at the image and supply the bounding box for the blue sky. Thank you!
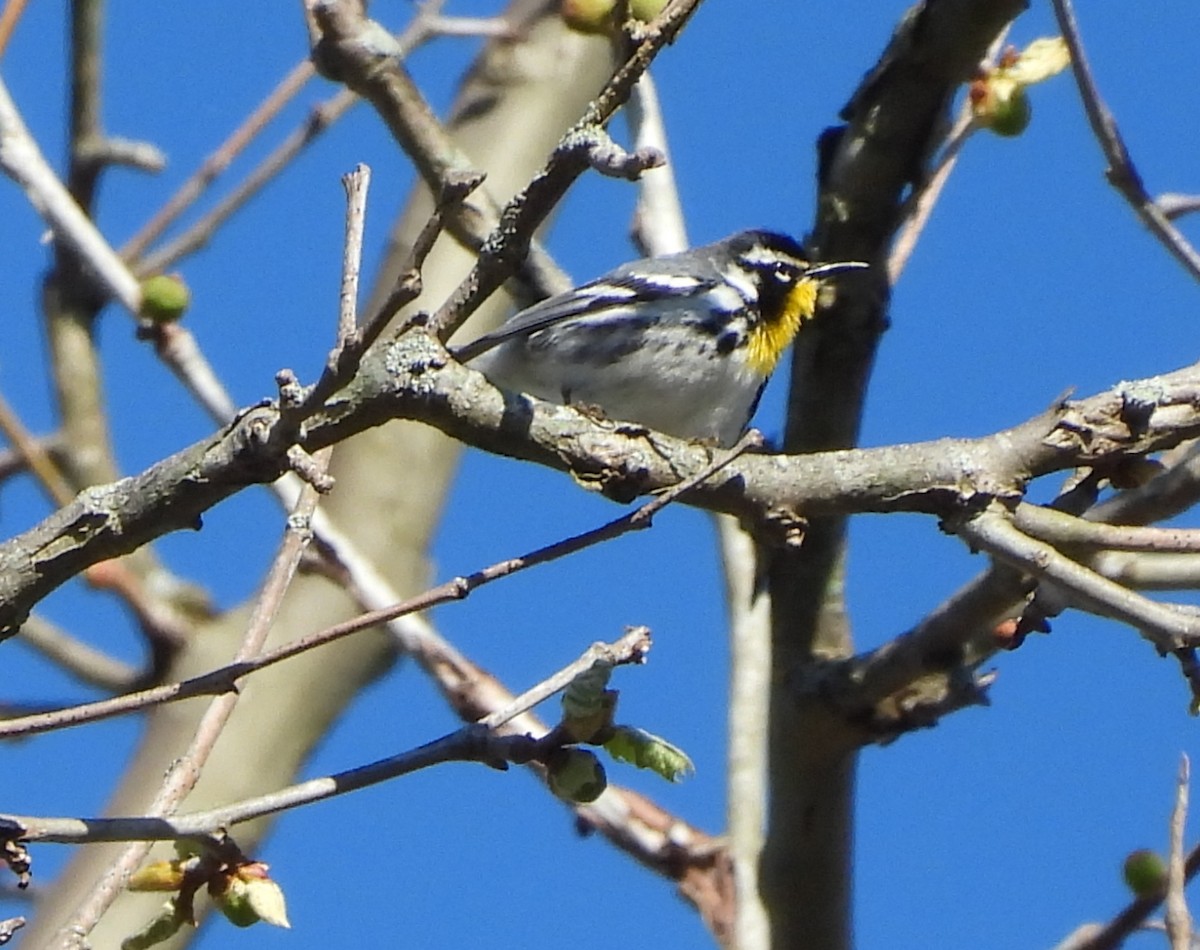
[3,2,1200,948]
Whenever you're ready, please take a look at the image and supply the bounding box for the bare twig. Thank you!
[45,451,333,947]
[626,73,689,257]
[1053,816,1200,949]
[6,629,651,845]
[120,60,317,264]
[422,14,513,38]
[0,75,141,311]
[1050,0,1200,281]
[1166,754,1193,950]
[0,391,74,506]
[0,433,64,484]
[143,323,240,421]
[0,916,25,945]
[337,163,371,342]
[888,105,977,284]
[0,430,758,738]
[296,171,485,418]
[424,0,707,341]
[575,125,665,180]
[74,136,164,175]
[1160,194,1200,222]
[887,28,1016,283]
[1088,551,1200,592]
[0,0,31,55]
[960,503,1200,654]
[132,88,356,277]
[14,615,139,692]
[1015,503,1200,553]
[7,348,1200,640]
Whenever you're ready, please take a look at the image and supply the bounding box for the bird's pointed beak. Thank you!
[806,260,870,278]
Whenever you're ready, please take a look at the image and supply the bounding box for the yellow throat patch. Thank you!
[745,277,820,375]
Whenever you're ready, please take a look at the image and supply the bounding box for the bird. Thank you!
[453,229,868,447]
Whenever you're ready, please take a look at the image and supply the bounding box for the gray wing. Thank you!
[451,269,719,363]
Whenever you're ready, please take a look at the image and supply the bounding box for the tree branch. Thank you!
[4,342,1200,639]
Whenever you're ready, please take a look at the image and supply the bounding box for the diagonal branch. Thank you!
[4,629,652,845]
[4,343,1200,639]
[1050,0,1200,281]
[957,502,1200,654]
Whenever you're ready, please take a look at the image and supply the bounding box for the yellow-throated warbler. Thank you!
[454,229,867,446]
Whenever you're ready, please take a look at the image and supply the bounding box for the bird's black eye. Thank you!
[771,261,795,283]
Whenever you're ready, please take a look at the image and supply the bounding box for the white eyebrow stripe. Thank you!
[739,245,791,267]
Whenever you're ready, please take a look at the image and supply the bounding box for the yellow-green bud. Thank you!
[214,876,261,929]
[605,726,694,782]
[210,863,291,929]
[547,748,607,803]
[1122,849,1168,898]
[139,274,191,324]
[969,37,1069,138]
[128,860,187,892]
[971,77,1031,137]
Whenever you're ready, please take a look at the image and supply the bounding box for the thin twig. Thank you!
[424,0,708,341]
[295,171,484,418]
[0,431,758,739]
[1053,808,1200,950]
[1088,551,1200,592]
[0,433,64,484]
[1166,754,1193,950]
[1160,194,1200,222]
[6,629,651,844]
[422,14,513,38]
[627,73,689,257]
[959,503,1200,654]
[337,163,371,343]
[46,451,333,947]
[1050,0,1200,281]
[144,323,240,421]
[0,391,74,506]
[0,0,31,56]
[120,60,317,263]
[889,107,977,284]
[0,917,25,946]
[0,75,141,311]
[132,88,356,277]
[14,615,139,692]
[125,3,469,275]
[1015,503,1200,553]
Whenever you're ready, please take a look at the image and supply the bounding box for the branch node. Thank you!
[0,917,25,945]
[0,823,31,889]
[562,125,666,180]
[285,445,335,493]
[275,369,306,410]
